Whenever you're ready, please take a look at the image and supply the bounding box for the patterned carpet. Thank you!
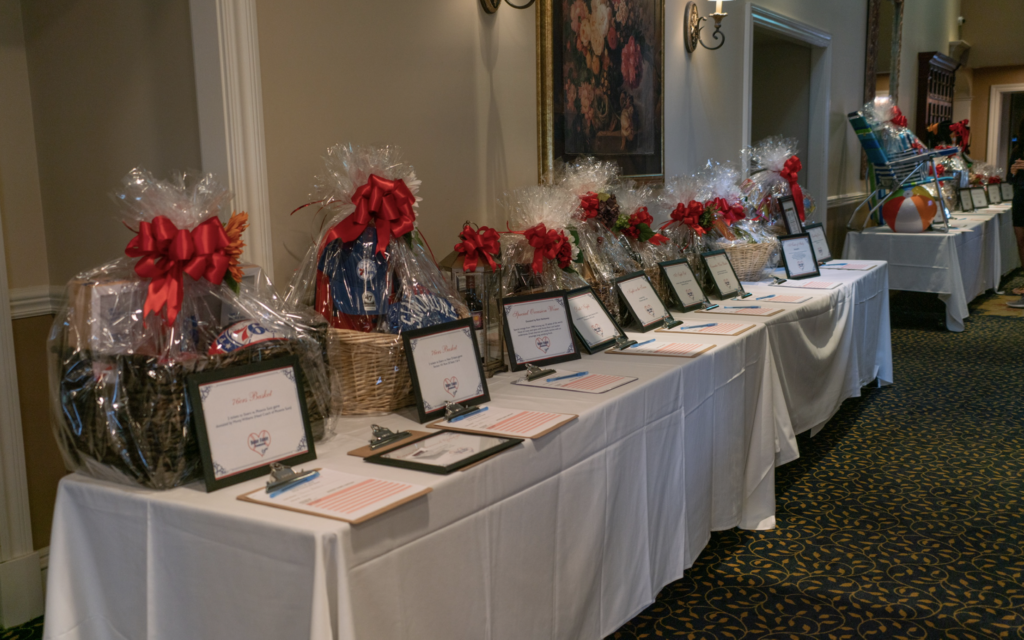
[610,312,1024,639]
[0,617,41,640]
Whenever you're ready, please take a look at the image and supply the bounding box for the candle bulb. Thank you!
[715,1,723,13]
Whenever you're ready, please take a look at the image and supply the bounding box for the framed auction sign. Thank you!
[566,286,625,354]
[501,290,581,372]
[701,250,746,300]
[958,188,974,212]
[802,223,833,263]
[403,318,490,423]
[778,195,804,235]
[778,233,821,280]
[658,258,708,312]
[187,356,316,492]
[970,186,989,210]
[614,271,670,332]
[1001,182,1014,201]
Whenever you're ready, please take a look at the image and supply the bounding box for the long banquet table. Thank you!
[43,262,891,640]
[843,208,1010,331]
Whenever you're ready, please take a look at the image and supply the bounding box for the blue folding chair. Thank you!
[847,111,959,231]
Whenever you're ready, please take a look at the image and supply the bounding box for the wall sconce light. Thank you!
[684,0,731,52]
[480,0,536,13]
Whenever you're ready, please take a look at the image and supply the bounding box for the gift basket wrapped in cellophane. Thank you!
[48,169,331,490]
[286,144,468,416]
[658,174,708,288]
[690,162,771,282]
[613,182,679,301]
[557,157,640,324]
[969,161,1002,188]
[500,185,588,296]
[862,96,926,157]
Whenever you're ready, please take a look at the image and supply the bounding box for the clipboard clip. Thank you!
[266,462,317,493]
[702,301,719,310]
[771,276,788,285]
[662,315,683,329]
[614,335,637,350]
[523,363,556,381]
[445,401,482,421]
[369,424,411,450]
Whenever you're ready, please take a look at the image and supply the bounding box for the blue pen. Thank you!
[546,371,588,383]
[683,323,718,330]
[268,470,320,498]
[451,406,489,423]
[825,262,847,266]
[755,294,775,300]
[629,338,656,349]
[725,306,761,309]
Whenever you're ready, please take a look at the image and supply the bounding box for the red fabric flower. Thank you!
[988,176,1001,185]
[624,207,653,238]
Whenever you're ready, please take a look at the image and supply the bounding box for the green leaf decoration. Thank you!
[225,274,241,294]
[637,223,657,244]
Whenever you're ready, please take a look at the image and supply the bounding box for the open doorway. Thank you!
[986,83,1024,170]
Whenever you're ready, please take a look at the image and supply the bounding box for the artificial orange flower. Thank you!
[223,211,249,282]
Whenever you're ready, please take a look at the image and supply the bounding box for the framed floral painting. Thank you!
[538,0,664,183]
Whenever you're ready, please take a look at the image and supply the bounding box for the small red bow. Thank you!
[579,192,600,219]
[624,207,669,244]
[454,224,500,272]
[125,216,230,325]
[950,120,970,150]
[779,156,806,221]
[321,174,416,258]
[524,223,572,274]
[661,201,706,235]
[988,176,1001,185]
[710,198,745,225]
[891,106,908,128]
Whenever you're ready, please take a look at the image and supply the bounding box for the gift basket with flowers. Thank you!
[286,144,468,416]
[500,185,588,296]
[611,182,678,301]
[557,157,641,324]
[658,174,708,286]
[49,169,331,489]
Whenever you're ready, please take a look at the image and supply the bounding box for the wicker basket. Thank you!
[326,328,414,415]
[645,265,672,303]
[723,240,777,282]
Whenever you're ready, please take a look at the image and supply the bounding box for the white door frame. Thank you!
[742,5,832,224]
[986,83,1024,169]
[189,0,273,272]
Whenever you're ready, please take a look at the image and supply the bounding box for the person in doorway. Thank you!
[1007,119,1024,308]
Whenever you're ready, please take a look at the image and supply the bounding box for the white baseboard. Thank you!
[0,549,44,629]
[9,285,63,320]
[826,193,869,208]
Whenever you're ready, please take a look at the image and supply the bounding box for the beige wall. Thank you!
[21,0,202,286]
[970,65,1024,161]
[962,0,1024,69]
[0,0,48,289]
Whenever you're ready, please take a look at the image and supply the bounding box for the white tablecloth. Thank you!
[43,266,890,640]
[843,216,1002,331]
[982,204,1019,276]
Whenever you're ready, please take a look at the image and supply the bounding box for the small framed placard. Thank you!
[778,233,821,280]
[778,195,803,234]
[701,250,746,300]
[187,356,316,492]
[989,185,1004,205]
[614,271,671,332]
[1001,182,1014,201]
[802,223,832,263]
[403,318,489,423]
[566,286,625,353]
[970,186,989,210]
[502,290,581,371]
[365,430,521,475]
[658,259,708,312]
[959,188,974,212]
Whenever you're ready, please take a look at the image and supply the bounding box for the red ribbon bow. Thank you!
[779,156,806,221]
[321,174,416,258]
[524,223,572,274]
[711,198,746,225]
[454,224,500,272]
[988,176,1001,185]
[661,201,706,235]
[625,207,669,245]
[891,106,908,129]
[125,216,230,325]
[579,192,600,219]
[950,120,970,151]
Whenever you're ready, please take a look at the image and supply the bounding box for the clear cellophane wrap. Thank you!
[500,185,588,296]
[863,96,925,157]
[557,157,639,324]
[49,169,331,490]
[285,144,468,336]
[922,150,969,202]
[968,161,1001,187]
[741,136,817,238]
[701,161,778,280]
[658,174,708,289]
[615,182,681,302]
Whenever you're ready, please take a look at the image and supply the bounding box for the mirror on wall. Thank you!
[862,0,903,177]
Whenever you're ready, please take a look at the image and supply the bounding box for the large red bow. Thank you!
[125,216,230,325]
[579,192,600,219]
[321,174,416,258]
[454,224,500,272]
[710,198,745,225]
[524,223,572,274]
[891,106,908,128]
[661,201,706,235]
[950,120,970,151]
[779,156,806,221]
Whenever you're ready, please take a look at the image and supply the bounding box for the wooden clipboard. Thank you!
[607,343,715,358]
[347,430,434,458]
[655,323,755,337]
[430,412,578,440]
[696,308,784,317]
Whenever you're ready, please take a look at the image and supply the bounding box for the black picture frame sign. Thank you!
[701,250,746,300]
[778,233,821,280]
[565,286,625,354]
[958,188,974,212]
[186,356,317,492]
[501,290,582,372]
[779,195,804,235]
[402,318,490,423]
[365,430,522,475]
[989,185,1004,205]
[1000,182,1014,201]
[970,186,989,210]
[614,271,671,332]
[802,222,832,263]
[658,258,708,312]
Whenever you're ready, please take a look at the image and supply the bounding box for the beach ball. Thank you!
[881,187,937,233]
